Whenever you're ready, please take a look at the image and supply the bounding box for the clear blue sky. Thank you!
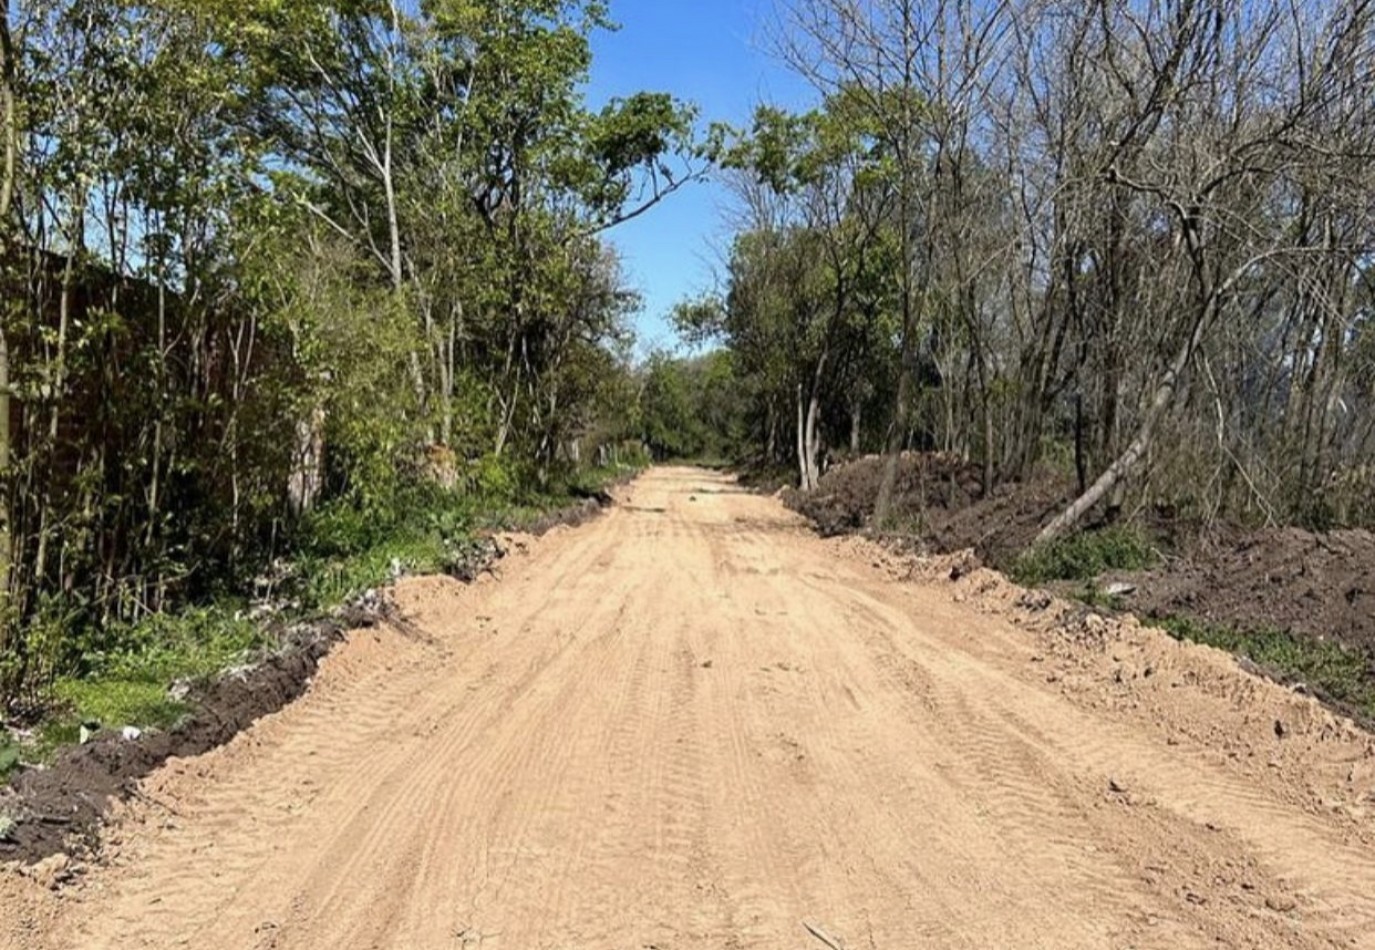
[585,2,814,356]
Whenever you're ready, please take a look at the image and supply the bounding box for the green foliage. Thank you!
[0,0,703,709]
[639,350,751,462]
[471,454,521,503]
[296,533,448,611]
[77,610,267,685]
[294,488,462,607]
[5,459,637,769]
[298,502,392,561]
[1157,616,1375,719]
[1,606,266,768]
[1011,527,1158,586]
[0,741,20,784]
[17,677,191,768]
[51,679,190,734]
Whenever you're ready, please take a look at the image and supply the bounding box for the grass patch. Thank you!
[34,679,190,756]
[1012,525,1158,586]
[290,463,632,609]
[80,608,268,684]
[0,738,20,783]
[20,608,261,764]
[1156,615,1375,718]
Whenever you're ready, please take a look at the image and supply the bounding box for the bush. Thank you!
[299,502,391,559]
[472,452,519,501]
[1012,525,1157,585]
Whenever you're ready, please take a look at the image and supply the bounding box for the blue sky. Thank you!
[585,2,814,356]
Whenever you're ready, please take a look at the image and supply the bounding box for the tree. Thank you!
[700,0,1375,545]
[0,0,706,706]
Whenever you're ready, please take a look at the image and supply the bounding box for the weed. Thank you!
[51,679,189,732]
[0,740,19,782]
[1012,526,1158,586]
[25,679,192,763]
[80,609,267,684]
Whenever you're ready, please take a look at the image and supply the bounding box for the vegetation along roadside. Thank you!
[0,460,641,863]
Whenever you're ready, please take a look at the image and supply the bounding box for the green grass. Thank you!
[80,608,268,684]
[292,463,635,608]
[1011,525,1158,586]
[1155,615,1375,719]
[21,607,267,765]
[31,679,191,760]
[0,739,20,783]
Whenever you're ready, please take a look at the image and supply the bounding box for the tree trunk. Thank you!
[875,326,916,524]
[0,9,17,617]
[766,401,778,465]
[804,387,823,490]
[288,405,327,516]
[1038,307,1211,544]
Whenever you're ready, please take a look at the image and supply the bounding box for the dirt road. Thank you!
[7,467,1375,949]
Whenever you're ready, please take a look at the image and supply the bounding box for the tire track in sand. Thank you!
[14,466,1375,950]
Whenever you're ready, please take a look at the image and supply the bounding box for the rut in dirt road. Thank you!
[8,467,1375,949]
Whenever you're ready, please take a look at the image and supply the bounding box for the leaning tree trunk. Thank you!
[1037,302,1212,545]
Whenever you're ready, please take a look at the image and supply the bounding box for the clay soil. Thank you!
[5,468,1375,949]
[0,489,620,868]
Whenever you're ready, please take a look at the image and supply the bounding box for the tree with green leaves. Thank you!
[0,0,707,707]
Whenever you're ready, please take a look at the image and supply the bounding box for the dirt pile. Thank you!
[792,454,1375,670]
[1111,526,1375,653]
[786,453,1071,568]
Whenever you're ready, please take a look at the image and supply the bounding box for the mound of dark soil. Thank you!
[921,479,1075,570]
[786,453,983,536]
[787,453,1072,568]
[789,454,1375,721]
[1113,527,1375,654]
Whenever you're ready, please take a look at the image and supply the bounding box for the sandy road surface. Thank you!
[7,467,1375,949]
